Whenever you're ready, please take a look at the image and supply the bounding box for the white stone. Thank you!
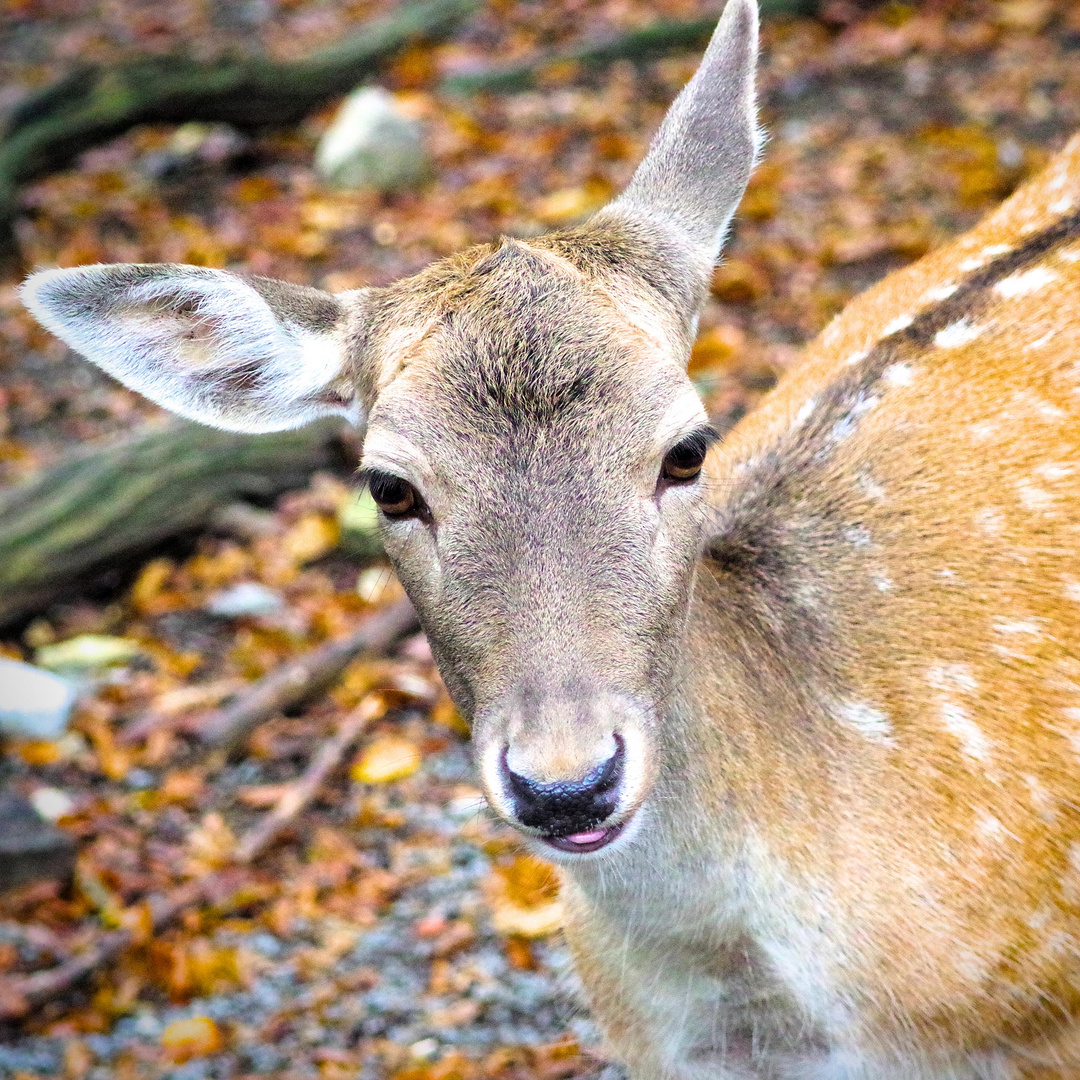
[205,581,285,617]
[30,787,75,822]
[315,86,428,192]
[0,656,77,740]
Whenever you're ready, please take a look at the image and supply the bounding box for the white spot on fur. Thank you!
[993,619,1041,636]
[844,525,872,549]
[1024,774,1059,824]
[1016,480,1055,512]
[1064,582,1080,602]
[958,257,986,272]
[982,244,1012,257]
[882,313,914,336]
[837,700,896,747]
[1013,389,1067,421]
[1036,463,1074,480]
[922,283,958,302]
[940,700,992,762]
[934,319,984,349]
[828,394,878,443]
[1050,197,1075,215]
[995,265,1059,298]
[929,664,989,765]
[843,348,869,367]
[929,663,978,694]
[1061,247,1080,264]
[884,362,915,386]
[871,572,894,592]
[1027,904,1053,931]
[975,507,1005,534]
[793,397,817,427]
[856,474,885,500]
[938,568,958,581]
[975,812,1005,841]
[1024,330,1056,351]
[968,420,999,443]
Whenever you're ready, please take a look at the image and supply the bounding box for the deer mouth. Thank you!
[542,819,627,854]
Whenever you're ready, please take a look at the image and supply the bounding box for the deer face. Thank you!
[22,0,760,858]
[359,225,719,853]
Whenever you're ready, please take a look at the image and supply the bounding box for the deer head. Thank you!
[22,0,761,858]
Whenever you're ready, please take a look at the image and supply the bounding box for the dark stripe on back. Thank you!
[704,206,1080,588]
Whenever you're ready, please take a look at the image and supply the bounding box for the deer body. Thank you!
[20,2,1080,1075]
[561,143,1080,1079]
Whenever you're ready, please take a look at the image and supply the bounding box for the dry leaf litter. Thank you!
[2,0,1080,1077]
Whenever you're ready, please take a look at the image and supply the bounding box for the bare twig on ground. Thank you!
[196,596,418,754]
[233,693,386,862]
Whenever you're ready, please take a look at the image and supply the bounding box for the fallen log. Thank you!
[0,417,352,628]
[0,0,479,241]
[440,0,820,94]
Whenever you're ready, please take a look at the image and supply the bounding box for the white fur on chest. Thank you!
[564,817,1016,1080]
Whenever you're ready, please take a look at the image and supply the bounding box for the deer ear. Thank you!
[21,264,363,433]
[607,0,762,266]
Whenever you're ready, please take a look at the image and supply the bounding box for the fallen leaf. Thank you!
[160,1016,224,1062]
[484,855,563,939]
[351,735,422,784]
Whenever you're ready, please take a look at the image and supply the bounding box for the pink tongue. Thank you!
[565,829,607,845]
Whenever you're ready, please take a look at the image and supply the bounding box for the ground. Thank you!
[1,1,1079,1078]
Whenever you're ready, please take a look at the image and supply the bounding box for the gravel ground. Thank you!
[0,733,620,1079]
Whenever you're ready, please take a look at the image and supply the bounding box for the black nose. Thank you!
[501,737,624,836]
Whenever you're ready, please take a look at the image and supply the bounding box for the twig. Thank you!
[233,693,386,862]
[0,694,389,1017]
[0,877,205,1019]
[197,597,418,754]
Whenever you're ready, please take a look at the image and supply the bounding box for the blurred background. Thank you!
[0,1,1078,1078]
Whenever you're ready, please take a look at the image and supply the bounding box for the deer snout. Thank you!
[501,736,625,848]
[479,699,651,855]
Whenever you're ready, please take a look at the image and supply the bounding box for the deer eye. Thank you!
[367,470,422,519]
[660,427,719,485]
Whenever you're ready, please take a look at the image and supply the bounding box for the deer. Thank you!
[19,0,1080,1073]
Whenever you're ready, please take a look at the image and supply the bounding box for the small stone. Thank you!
[351,735,421,784]
[0,656,77,740]
[160,1017,224,1062]
[28,786,75,822]
[204,582,285,618]
[35,634,141,675]
[315,86,429,192]
[408,1038,439,1062]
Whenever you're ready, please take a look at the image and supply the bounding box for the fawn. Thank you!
[21,0,1080,1074]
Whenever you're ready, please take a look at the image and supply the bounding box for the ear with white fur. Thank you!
[607,0,762,266]
[21,263,362,433]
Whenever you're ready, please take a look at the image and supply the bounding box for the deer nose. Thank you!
[500,736,625,837]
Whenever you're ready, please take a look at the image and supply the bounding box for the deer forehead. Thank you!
[359,238,698,480]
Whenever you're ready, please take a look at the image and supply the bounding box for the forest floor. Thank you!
[1,1,1080,1078]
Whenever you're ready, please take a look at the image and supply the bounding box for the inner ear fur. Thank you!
[21,263,367,433]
